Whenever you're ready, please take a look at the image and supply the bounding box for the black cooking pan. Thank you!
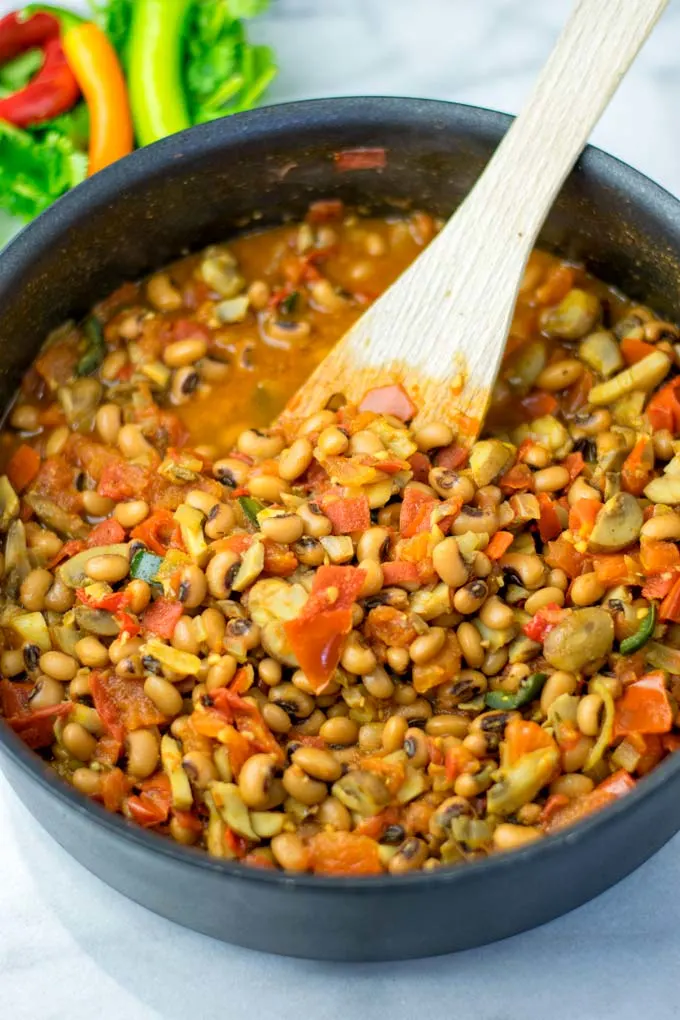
[2,97,680,962]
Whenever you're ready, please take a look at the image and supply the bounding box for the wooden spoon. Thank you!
[282,0,668,439]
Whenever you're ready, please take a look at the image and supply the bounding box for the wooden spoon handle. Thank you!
[462,0,668,246]
[281,0,668,432]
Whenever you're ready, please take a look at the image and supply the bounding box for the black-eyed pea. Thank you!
[171,616,200,654]
[462,732,488,757]
[270,683,315,719]
[85,553,129,583]
[409,627,446,664]
[117,424,153,459]
[126,729,160,779]
[62,722,97,762]
[393,683,418,706]
[282,764,327,805]
[524,587,565,615]
[72,767,103,797]
[536,358,584,391]
[426,714,470,738]
[453,579,488,614]
[522,444,551,469]
[213,457,249,488]
[239,753,285,809]
[482,647,508,676]
[550,773,594,799]
[298,410,337,437]
[493,823,541,851]
[358,559,384,598]
[432,537,468,588]
[293,535,325,567]
[44,577,75,612]
[388,837,429,874]
[358,723,385,752]
[82,491,115,517]
[297,501,332,538]
[95,403,122,445]
[316,425,349,457]
[348,429,384,455]
[570,572,605,607]
[271,832,310,871]
[0,648,25,677]
[393,698,432,723]
[562,735,594,772]
[403,727,430,768]
[356,526,391,562]
[260,513,304,544]
[454,772,482,798]
[316,796,352,831]
[652,429,675,461]
[576,693,603,737]
[257,657,282,688]
[414,422,454,452]
[516,803,542,825]
[456,621,485,668]
[363,666,394,700]
[20,568,53,612]
[319,716,358,746]
[533,465,571,493]
[147,271,183,311]
[144,676,183,716]
[237,429,285,460]
[278,438,314,481]
[206,550,240,599]
[126,579,151,614]
[341,634,377,675]
[176,564,208,609]
[382,715,408,753]
[428,468,475,502]
[501,553,546,590]
[479,596,514,630]
[540,671,578,715]
[292,746,342,783]
[204,503,235,542]
[386,646,410,674]
[262,702,292,734]
[163,337,208,367]
[45,425,70,457]
[40,650,77,682]
[114,500,149,529]
[641,513,680,541]
[74,636,109,668]
[182,750,218,788]
[28,676,64,709]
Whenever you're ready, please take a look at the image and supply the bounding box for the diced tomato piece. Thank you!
[358,383,415,421]
[621,437,654,497]
[434,444,469,470]
[537,494,563,542]
[545,770,635,833]
[399,486,437,538]
[646,377,680,433]
[98,460,151,501]
[485,530,515,560]
[499,462,535,493]
[89,670,165,742]
[535,264,574,305]
[31,455,82,513]
[334,148,387,172]
[6,444,41,493]
[381,561,420,586]
[142,597,184,639]
[523,603,564,642]
[520,390,558,419]
[621,336,656,365]
[0,679,32,718]
[642,573,676,600]
[504,717,557,766]
[613,672,673,738]
[563,451,585,481]
[86,518,126,548]
[308,830,382,875]
[545,536,591,578]
[364,606,418,647]
[568,498,601,539]
[408,451,431,483]
[210,688,283,762]
[7,700,73,750]
[76,587,131,614]
[131,509,176,555]
[640,540,680,574]
[593,553,640,587]
[660,574,680,622]
[263,540,298,577]
[320,494,371,535]
[101,768,130,812]
[355,806,401,840]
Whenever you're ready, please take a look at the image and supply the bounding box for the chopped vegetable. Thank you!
[6,444,40,493]
[484,672,547,710]
[129,549,163,583]
[620,603,656,654]
[76,317,106,375]
[141,597,184,639]
[238,495,265,527]
[613,671,673,738]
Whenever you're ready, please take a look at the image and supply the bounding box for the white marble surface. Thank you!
[3,1,680,1017]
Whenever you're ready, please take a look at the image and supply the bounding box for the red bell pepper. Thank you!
[86,517,126,548]
[141,597,184,639]
[0,11,80,127]
[523,603,564,642]
[399,486,438,537]
[613,672,673,738]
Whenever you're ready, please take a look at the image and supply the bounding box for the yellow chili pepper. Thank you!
[62,22,133,176]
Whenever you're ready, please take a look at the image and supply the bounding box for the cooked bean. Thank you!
[319,716,358,746]
[341,634,377,675]
[292,746,342,783]
[533,465,571,493]
[524,587,565,614]
[404,728,430,768]
[237,429,285,460]
[144,676,183,716]
[239,753,285,809]
[389,837,429,874]
[29,676,64,709]
[20,568,53,611]
[117,424,153,459]
[570,572,605,607]
[415,422,454,451]
[147,272,183,310]
[1,649,25,677]
[278,438,314,480]
[493,824,541,850]
[260,513,304,544]
[163,337,208,368]
[282,764,327,805]
[85,554,129,583]
[317,796,352,831]
[127,579,151,614]
[409,627,446,663]
[44,578,75,612]
[358,722,385,752]
[40,650,77,681]
[261,702,292,734]
[248,474,289,502]
[453,579,488,614]
[126,729,160,779]
[536,359,583,391]
[62,722,97,761]
[550,773,594,799]
[429,468,475,502]
[432,537,468,588]
[271,832,309,871]
[576,693,603,737]
[363,666,395,699]
[114,500,149,529]
[540,671,578,714]
[641,512,680,540]
[349,429,384,454]
[72,768,103,797]
[479,596,514,630]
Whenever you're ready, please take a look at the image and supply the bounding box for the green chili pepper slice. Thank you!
[238,495,265,528]
[129,549,163,584]
[278,290,299,316]
[484,672,548,711]
[76,317,106,376]
[620,603,656,655]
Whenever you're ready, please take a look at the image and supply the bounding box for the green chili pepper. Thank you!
[620,603,656,655]
[238,495,265,528]
[76,317,106,376]
[127,0,193,147]
[130,549,163,584]
[278,290,299,316]
[484,672,548,711]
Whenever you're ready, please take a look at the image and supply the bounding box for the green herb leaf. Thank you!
[0,115,88,222]
[238,495,265,527]
[76,317,107,376]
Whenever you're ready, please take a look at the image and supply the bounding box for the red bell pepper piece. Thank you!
[523,603,564,642]
[0,11,59,63]
[613,671,673,738]
[0,36,80,127]
[320,494,371,535]
[660,574,680,622]
[537,493,563,542]
[545,770,635,833]
[399,486,437,537]
[141,597,183,639]
[86,517,126,548]
[6,444,41,493]
[381,561,420,586]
